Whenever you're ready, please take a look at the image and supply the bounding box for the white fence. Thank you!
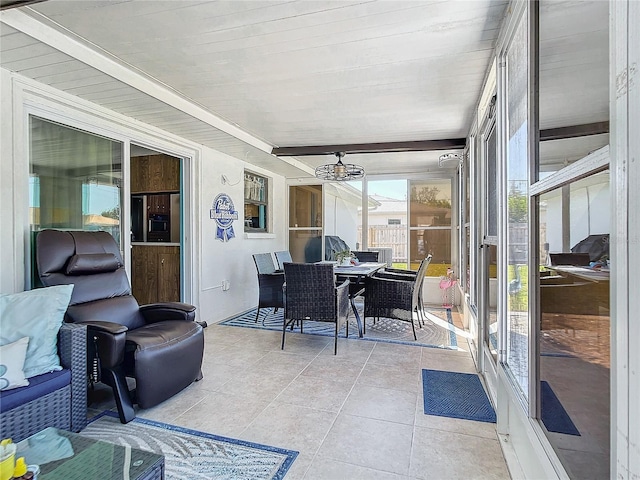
[359,225,407,263]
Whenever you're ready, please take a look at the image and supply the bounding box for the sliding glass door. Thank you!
[288,185,323,262]
[29,116,123,287]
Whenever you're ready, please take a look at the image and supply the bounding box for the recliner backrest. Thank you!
[37,229,146,329]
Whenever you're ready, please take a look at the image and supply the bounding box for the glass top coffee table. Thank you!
[16,427,164,480]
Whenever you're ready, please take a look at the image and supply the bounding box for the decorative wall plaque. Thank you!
[210,193,238,242]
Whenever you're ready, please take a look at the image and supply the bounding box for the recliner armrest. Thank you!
[75,320,127,369]
[75,320,128,335]
[140,302,197,323]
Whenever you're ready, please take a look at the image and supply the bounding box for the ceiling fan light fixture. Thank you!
[315,152,365,181]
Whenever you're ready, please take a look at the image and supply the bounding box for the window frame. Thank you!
[244,170,271,233]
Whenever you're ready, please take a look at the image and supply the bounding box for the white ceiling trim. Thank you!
[276,156,315,178]
[0,8,274,155]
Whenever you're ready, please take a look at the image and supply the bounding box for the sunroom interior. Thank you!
[0,0,623,479]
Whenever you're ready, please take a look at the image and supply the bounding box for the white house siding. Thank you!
[324,189,360,250]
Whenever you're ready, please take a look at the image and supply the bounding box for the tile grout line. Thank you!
[297,340,378,479]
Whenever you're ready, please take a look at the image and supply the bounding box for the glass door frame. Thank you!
[465,135,480,362]
[286,183,324,262]
[477,102,502,391]
[23,104,195,304]
[129,141,190,301]
[24,108,131,288]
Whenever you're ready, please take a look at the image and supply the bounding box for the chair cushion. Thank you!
[37,230,131,307]
[66,253,120,275]
[0,337,30,391]
[125,320,202,351]
[0,369,71,413]
[0,285,73,378]
[67,295,146,330]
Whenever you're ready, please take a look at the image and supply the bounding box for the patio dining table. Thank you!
[319,261,387,337]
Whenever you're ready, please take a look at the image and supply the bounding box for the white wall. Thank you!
[323,184,360,249]
[198,152,287,323]
[367,210,407,226]
[543,182,610,254]
[0,68,18,293]
[544,196,563,252]
[569,182,609,246]
[0,68,288,326]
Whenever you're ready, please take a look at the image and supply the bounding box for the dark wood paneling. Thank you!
[131,245,180,304]
[130,156,147,194]
[131,154,180,193]
[1,0,47,11]
[158,252,180,302]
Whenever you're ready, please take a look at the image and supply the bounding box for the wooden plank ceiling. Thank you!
[0,0,609,177]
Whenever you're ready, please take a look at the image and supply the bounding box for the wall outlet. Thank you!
[222,280,230,291]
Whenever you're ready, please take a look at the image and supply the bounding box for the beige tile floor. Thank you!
[90,323,512,480]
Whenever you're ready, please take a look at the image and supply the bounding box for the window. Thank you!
[366,179,407,268]
[409,179,453,276]
[244,171,269,232]
[358,178,454,274]
[536,169,610,477]
[29,116,123,287]
[288,185,322,262]
[504,10,530,394]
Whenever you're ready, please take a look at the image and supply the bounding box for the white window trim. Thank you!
[11,74,200,308]
[244,170,272,234]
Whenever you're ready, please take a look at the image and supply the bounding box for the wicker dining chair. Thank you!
[373,255,432,327]
[282,263,350,355]
[252,253,285,323]
[364,255,431,339]
[273,250,293,271]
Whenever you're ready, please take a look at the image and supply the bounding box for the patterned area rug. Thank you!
[81,411,298,480]
[219,301,457,349]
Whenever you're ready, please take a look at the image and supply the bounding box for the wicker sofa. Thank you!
[0,323,87,442]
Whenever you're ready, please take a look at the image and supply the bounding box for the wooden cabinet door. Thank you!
[158,252,180,302]
[131,155,180,193]
[131,246,158,305]
[130,156,147,193]
[132,245,180,304]
[148,194,170,214]
[158,156,180,192]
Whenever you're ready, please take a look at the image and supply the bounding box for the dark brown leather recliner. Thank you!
[36,229,204,424]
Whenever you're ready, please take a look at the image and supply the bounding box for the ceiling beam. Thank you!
[271,139,467,157]
[0,0,46,10]
[273,122,608,157]
[540,121,609,141]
